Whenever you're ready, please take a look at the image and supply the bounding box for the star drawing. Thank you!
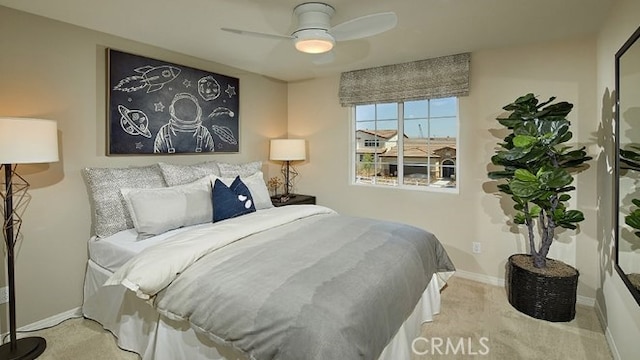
[225,84,236,98]
[154,101,165,112]
[183,79,192,88]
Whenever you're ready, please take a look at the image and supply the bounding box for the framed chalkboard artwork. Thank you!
[107,49,239,155]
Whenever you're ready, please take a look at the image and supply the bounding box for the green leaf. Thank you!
[632,198,640,207]
[563,210,585,223]
[625,211,640,230]
[558,223,578,230]
[497,118,522,128]
[559,194,571,202]
[513,135,537,148]
[535,96,556,109]
[539,168,573,188]
[514,169,537,182]
[620,148,640,161]
[529,205,541,218]
[510,178,541,199]
[488,170,514,179]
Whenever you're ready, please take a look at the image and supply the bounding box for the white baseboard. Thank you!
[19,307,82,332]
[595,300,621,360]
[453,270,596,307]
[454,269,504,287]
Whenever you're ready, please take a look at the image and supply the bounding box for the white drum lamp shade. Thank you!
[0,117,59,164]
[269,139,306,161]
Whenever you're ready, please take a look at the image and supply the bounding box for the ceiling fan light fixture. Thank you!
[294,29,335,54]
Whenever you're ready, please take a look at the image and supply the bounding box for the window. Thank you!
[364,139,381,147]
[352,97,458,191]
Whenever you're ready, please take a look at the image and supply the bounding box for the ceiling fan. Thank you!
[221,2,397,55]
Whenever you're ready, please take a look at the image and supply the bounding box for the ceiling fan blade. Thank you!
[328,12,397,42]
[221,27,293,41]
[312,50,336,65]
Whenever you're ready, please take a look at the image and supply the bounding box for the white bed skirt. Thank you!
[83,260,452,360]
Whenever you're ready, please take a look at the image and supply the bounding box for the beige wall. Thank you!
[3,3,640,358]
[289,36,599,299]
[595,0,640,358]
[0,6,288,332]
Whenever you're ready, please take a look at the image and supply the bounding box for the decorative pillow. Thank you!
[121,178,213,240]
[158,161,221,186]
[217,161,262,178]
[212,177,256,222]
[219,171,273,210]
[82,164,167,238]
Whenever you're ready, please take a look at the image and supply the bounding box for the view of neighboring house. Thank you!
[355,129,456,187]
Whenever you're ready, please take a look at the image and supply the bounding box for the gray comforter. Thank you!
[150,208,454,360]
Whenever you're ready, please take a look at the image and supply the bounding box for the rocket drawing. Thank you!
[113,65,181,93]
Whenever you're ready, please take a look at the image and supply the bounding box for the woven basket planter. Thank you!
[506,254,579,322]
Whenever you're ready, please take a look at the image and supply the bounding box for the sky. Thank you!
[355,97,458,138]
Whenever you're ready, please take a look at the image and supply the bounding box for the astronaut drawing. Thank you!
[154,92,215,153]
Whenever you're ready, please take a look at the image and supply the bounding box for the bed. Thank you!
[81,161,455,360]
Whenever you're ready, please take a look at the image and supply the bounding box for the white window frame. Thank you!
[350,98,460,194]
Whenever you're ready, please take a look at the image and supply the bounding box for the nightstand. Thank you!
[271,194,316,207]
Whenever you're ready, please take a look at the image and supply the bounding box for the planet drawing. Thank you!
[118,104,152,138]
[197,75,221,101]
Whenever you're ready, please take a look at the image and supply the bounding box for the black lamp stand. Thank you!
[281,160,300,196]
[0,164,46,360]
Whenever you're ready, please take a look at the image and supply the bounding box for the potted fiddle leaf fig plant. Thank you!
[620,146,640,237]
[619,146,640,291]
[488,93,591,322]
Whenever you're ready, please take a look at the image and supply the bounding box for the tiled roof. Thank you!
[356,129,399,139]
[379,137,456,158]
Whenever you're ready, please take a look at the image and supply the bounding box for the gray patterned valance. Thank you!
[338,53,470,106]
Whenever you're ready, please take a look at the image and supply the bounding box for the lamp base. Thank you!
[0,337,47,360]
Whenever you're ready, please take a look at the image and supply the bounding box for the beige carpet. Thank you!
[21,276,611,360]
[413,277,612,360]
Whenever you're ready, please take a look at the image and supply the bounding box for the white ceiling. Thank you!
[0,0,613,82]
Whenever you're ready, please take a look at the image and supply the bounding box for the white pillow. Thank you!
[219,171,273,210]
[121,178,212,240]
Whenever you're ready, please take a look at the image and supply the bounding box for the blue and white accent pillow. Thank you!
[212,176,256,222]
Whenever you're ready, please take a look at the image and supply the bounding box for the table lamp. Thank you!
[269,139,306,196]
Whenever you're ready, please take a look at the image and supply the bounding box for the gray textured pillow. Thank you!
[217,161,262,178]
[121,178,213,240]
[219,171,273,210]
[83,165,167,238]
[158,161,221,186]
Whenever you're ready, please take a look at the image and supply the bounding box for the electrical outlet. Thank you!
[472,242,482,254]
[0,286,8,305]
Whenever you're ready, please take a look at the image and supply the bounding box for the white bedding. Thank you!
[105,205,336,299]
[88,223,212,272]
[83,260,452,360]
[84,206,454,360]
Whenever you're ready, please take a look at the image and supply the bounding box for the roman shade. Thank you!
[338,52,470,106]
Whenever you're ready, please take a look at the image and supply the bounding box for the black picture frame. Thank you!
[614,25,640,307]
[107,49,239,155]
